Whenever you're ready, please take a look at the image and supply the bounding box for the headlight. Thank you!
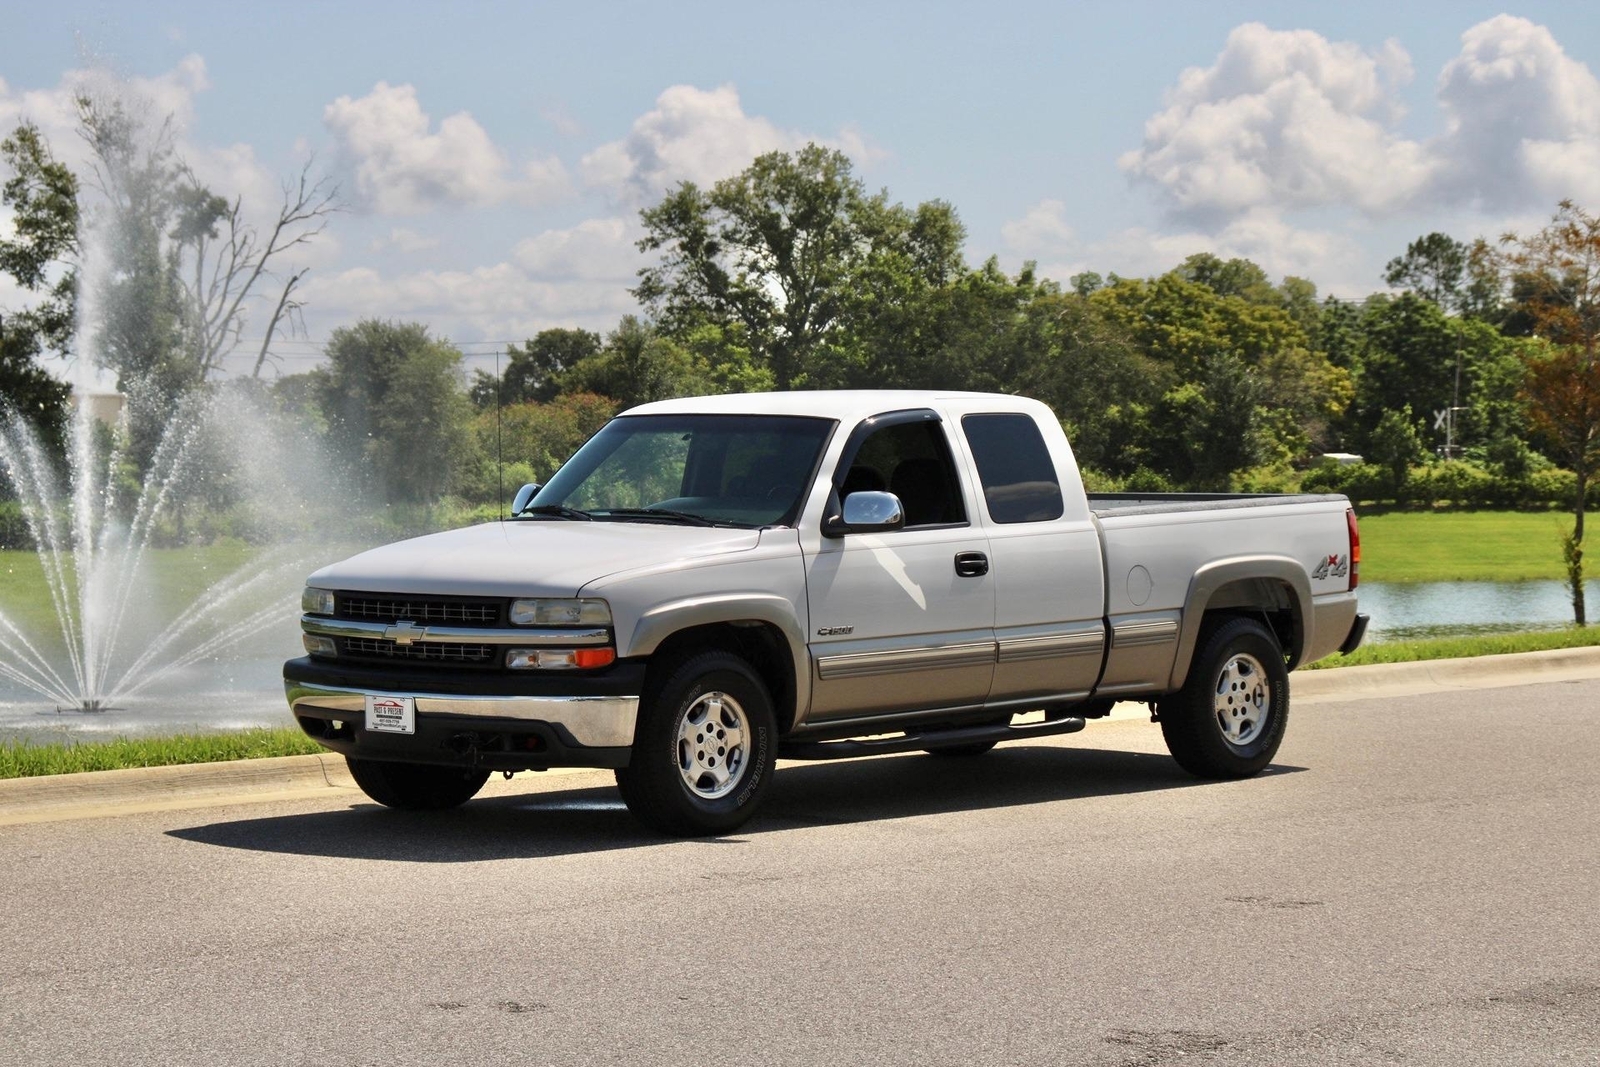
[302,587,335,615]
[509,598,611,627]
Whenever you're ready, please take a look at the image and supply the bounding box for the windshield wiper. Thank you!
[594,507,722,527]
[517,503,593,521]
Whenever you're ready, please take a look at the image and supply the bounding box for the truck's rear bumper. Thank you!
[1339,613,1370,656]
[283,657,640,771]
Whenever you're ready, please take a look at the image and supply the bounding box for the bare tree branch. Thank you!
[251,268,307,378]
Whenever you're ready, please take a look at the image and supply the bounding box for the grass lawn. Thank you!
[0,541,273,644]
[1357,509,1582,583]
[1307,624,1600,668]
[0,727,321,778]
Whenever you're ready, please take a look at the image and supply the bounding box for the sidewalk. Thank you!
[5,646,1600,826]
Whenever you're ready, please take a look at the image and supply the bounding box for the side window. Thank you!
[962,413,1065,524]
[845,420,966,527]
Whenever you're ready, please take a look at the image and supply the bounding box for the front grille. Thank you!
[338,594,502,625]
[340,637,499,665]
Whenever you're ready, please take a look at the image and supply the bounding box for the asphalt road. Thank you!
[3,679,1598,1066]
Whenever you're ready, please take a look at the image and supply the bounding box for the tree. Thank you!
[312,320,473,504]
[1175,253,1274,303]
[472,327,602,407]
[1368,406,1427,501]
[0,122,75,445]
[634,144,964,389]
[76,96,336,386]
[562,316,710,407]
[1384,233,1468,311]
[1502,200,1600,625]
[462,391,617,502]
[1148,353,1267,489]
[1350,294,1465,454]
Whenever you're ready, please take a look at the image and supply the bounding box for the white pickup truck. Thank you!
[285,390,1366,835]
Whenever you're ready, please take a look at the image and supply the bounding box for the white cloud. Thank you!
[1004,201,1369,295]
[580,83,881,201]
[370,228,441,254]
[1122,16,1600,225]
[540,103,583,139]
[323,82,571,215]
[1121,23,1431,221]
[999,199,1077,259]
[513,216,643,281]
[1434,15,1600,208]
[303,260,636,343]
[0,55,291,238]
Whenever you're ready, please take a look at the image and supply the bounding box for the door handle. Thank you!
[954,551,989,577]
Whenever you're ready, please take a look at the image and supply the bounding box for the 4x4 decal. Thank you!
[1311,553,1349,580]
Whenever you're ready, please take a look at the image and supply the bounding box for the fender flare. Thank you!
[626,593,811,721]
[1167,556,1312,691]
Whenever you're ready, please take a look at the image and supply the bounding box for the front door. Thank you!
[802,412,995,723]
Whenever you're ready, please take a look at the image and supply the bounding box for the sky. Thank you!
[3,0,1599,382]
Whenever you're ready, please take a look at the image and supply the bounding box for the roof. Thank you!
[623,389,1042,424]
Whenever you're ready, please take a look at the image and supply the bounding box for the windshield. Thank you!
[527,414,835,528]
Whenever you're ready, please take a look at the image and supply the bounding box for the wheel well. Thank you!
[1198,577,1302,665]
[645,622,798,731]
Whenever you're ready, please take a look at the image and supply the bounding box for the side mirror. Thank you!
[510,483,542,516]
[823,490,905,537]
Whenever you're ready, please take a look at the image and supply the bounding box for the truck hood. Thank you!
[307,520,764,598]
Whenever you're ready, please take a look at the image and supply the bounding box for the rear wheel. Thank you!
[346,757,490,810]
[615,651,777,836]
[1160,617,1289,778]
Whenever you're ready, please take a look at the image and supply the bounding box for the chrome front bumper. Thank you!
[285,679,639,748]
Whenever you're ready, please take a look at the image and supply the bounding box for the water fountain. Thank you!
[0,389,314,719]
[0,77,343,738]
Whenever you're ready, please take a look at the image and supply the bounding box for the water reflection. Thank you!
[1360,580,1598,641]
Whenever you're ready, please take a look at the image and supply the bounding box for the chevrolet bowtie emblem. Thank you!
[384,620,426,646]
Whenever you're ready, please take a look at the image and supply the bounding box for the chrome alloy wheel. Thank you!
[676,691,750,799]
[1213,652,1271,747]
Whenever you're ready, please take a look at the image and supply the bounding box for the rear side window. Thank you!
[962,413,1065,524]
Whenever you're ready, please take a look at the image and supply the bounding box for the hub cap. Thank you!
[676,691,750,799]
[1213,653,1270,747]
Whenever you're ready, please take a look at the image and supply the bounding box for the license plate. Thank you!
[365,694,416,735]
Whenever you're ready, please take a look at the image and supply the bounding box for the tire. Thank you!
[1159,617,1289,779]
[345,757,491,810]
[614,651,778,836]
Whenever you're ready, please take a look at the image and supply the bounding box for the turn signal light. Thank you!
[506,647,617,670]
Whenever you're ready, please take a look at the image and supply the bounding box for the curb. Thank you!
[0,753,358,826]
[1292,645,1600,702]
[4,647,1600,826]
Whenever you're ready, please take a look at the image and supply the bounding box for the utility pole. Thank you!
[1435,349,1467,460]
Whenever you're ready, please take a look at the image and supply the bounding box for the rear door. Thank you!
[958,410,1106,704]
[802,410,996,722]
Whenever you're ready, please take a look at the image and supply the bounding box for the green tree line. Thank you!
[5,129,1600,615]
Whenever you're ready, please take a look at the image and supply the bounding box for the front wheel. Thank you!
[345,757,490,810]
[1159,617,1289,778]
[615,651,778,836]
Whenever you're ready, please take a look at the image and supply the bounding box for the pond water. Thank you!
[1359,580,1597,641]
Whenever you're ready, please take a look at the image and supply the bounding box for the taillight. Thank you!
[1346,507,1360,590]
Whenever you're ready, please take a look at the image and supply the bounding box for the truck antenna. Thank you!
[496,346,504,521]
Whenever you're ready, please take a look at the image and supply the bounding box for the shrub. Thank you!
[1231,463,1302,494]
[1410,461,1496,507]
